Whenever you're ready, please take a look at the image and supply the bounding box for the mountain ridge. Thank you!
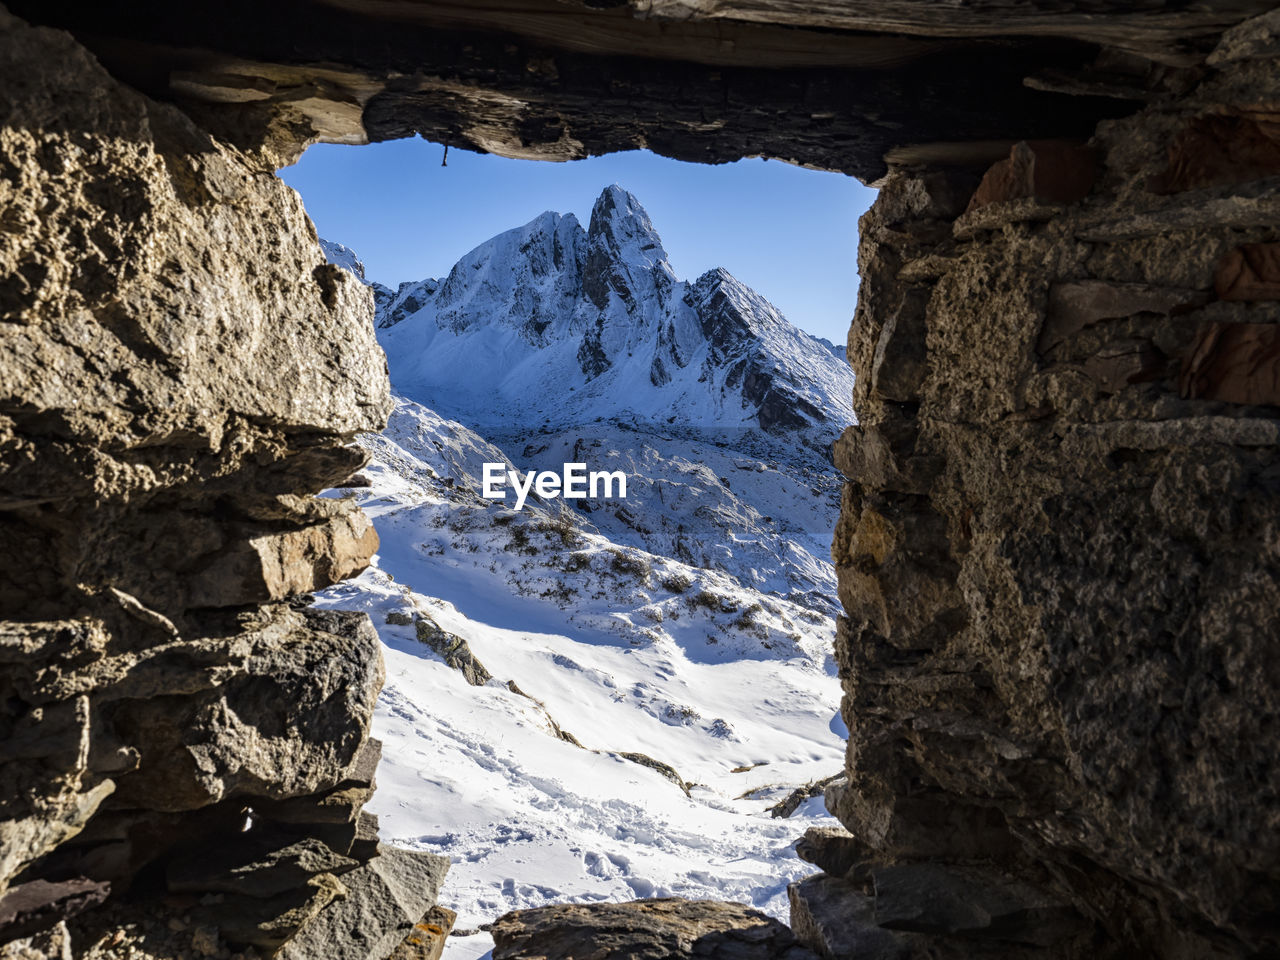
[325,184,854,446]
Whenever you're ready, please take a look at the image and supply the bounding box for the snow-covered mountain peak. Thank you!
[319,238,366,281]
[431,209,585,341]
[586,185,669,271]
[321,186,854,444]
[581,186,677,356]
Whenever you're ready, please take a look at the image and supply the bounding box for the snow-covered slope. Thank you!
[489,421,840,611]
[366,186,854,448]
[316,189,855,957]
[314,399,845,959]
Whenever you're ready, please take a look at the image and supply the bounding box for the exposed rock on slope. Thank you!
[0,9,445,957]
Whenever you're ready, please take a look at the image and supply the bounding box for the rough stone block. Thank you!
[795,826,868,879]
[871,863,1083,945]
[1040,280,1208,352]
[1209,8,1280,63]
[833,424,936,496]
[492,898,818,960]
[166,835,358,899]
[1179,322,1280,404]
[788,875,921,960]
[870,287,930,402]
[1215,243,1280,301]
[276,846,450,960]
[1081,338,1165,392]
[189,509,379,609]
[965,140,1097,213]
[1152,114,1280,193]
[110,607,384,812]
[197,872,349,950]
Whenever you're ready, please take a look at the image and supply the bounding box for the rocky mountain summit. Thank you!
[371,186,854,447]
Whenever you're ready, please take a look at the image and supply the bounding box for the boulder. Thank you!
[787,876,921,960]
[794,827,867,879]
[492,898,819,960]
[276,846,450,960]
[413,615,492,686]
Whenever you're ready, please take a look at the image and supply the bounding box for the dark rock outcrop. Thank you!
[411,614,493,687]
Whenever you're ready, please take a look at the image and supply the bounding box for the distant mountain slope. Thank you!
[339,186,855,448]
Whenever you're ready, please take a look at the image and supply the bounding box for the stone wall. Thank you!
[1,1,1276,957]
[0,10,448,957]
[812,21,1280,959]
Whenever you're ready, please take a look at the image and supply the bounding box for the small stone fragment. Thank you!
[387,906,456,960]
[1180,322,1280,405]
[795,827,867,879]
[1215,243,1280,301]
[190,926,219,957]
[1152,115,1280,193]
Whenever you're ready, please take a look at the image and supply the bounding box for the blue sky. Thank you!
[279,138,876,345]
